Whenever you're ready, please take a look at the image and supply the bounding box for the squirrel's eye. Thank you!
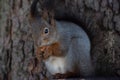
[44,28,49,34]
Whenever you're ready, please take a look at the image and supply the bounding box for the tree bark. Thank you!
[0,0,120,80]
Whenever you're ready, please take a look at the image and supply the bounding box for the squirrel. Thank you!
[29,0,94,78]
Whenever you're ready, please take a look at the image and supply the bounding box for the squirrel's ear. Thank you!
[30,0,42,18]
[41,9,49,20]
[30,0,39,17]
[49,11,56,27]
[50,17,55,27]
[41,9,55,27]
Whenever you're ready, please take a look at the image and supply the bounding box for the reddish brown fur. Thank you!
[36,42,62,60]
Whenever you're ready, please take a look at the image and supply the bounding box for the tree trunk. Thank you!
[0,0,120,80]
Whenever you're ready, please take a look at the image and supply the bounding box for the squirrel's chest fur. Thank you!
[44,56,67,75]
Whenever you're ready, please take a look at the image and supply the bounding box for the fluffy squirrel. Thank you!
[29,0,94,78]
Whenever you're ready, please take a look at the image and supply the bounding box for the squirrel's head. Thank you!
[37,15,58,47]
[29,0,57,47]
[29,9,58,47]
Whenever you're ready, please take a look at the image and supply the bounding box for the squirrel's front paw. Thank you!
[36,46,53,60]
[36,43,62,60]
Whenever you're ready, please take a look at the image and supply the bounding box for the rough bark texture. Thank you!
[0,0,120,80]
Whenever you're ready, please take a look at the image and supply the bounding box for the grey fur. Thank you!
[43,21,94,76]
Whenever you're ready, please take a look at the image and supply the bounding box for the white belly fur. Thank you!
[44,56,66,75]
